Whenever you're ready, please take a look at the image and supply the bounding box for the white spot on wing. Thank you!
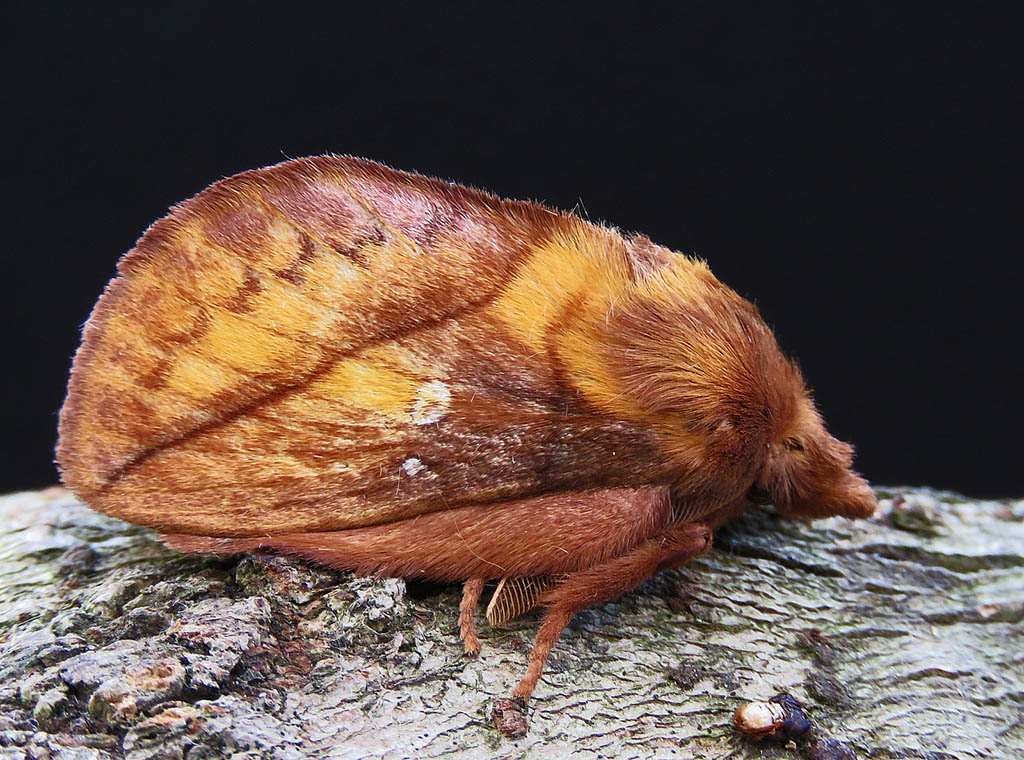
[411,380,451,425]
[402,457,426,476]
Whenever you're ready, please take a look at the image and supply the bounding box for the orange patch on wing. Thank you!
[491,224,631,353]
[304,356,423,419]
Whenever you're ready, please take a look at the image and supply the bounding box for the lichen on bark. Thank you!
[0,487,1021,759]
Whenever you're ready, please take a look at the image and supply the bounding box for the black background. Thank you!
[5,3,1021,497]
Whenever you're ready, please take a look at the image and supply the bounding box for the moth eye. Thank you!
[748,485,772,505]
[783,437,805,452]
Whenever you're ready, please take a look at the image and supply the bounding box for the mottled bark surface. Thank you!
[0,487,1021,759]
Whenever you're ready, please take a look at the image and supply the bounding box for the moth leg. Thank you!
[459,578,486,657]
[510,520,712,703]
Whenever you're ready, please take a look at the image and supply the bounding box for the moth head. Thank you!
[751,397,876,519]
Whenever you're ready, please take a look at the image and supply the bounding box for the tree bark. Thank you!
[0,487,1020,759]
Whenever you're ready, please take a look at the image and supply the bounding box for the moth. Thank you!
[57,156,875,726]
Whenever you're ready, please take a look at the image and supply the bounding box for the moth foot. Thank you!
[462,634,482,658]
[490,695,529,737]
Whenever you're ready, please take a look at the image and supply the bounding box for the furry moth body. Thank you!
[57,156,876,716]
